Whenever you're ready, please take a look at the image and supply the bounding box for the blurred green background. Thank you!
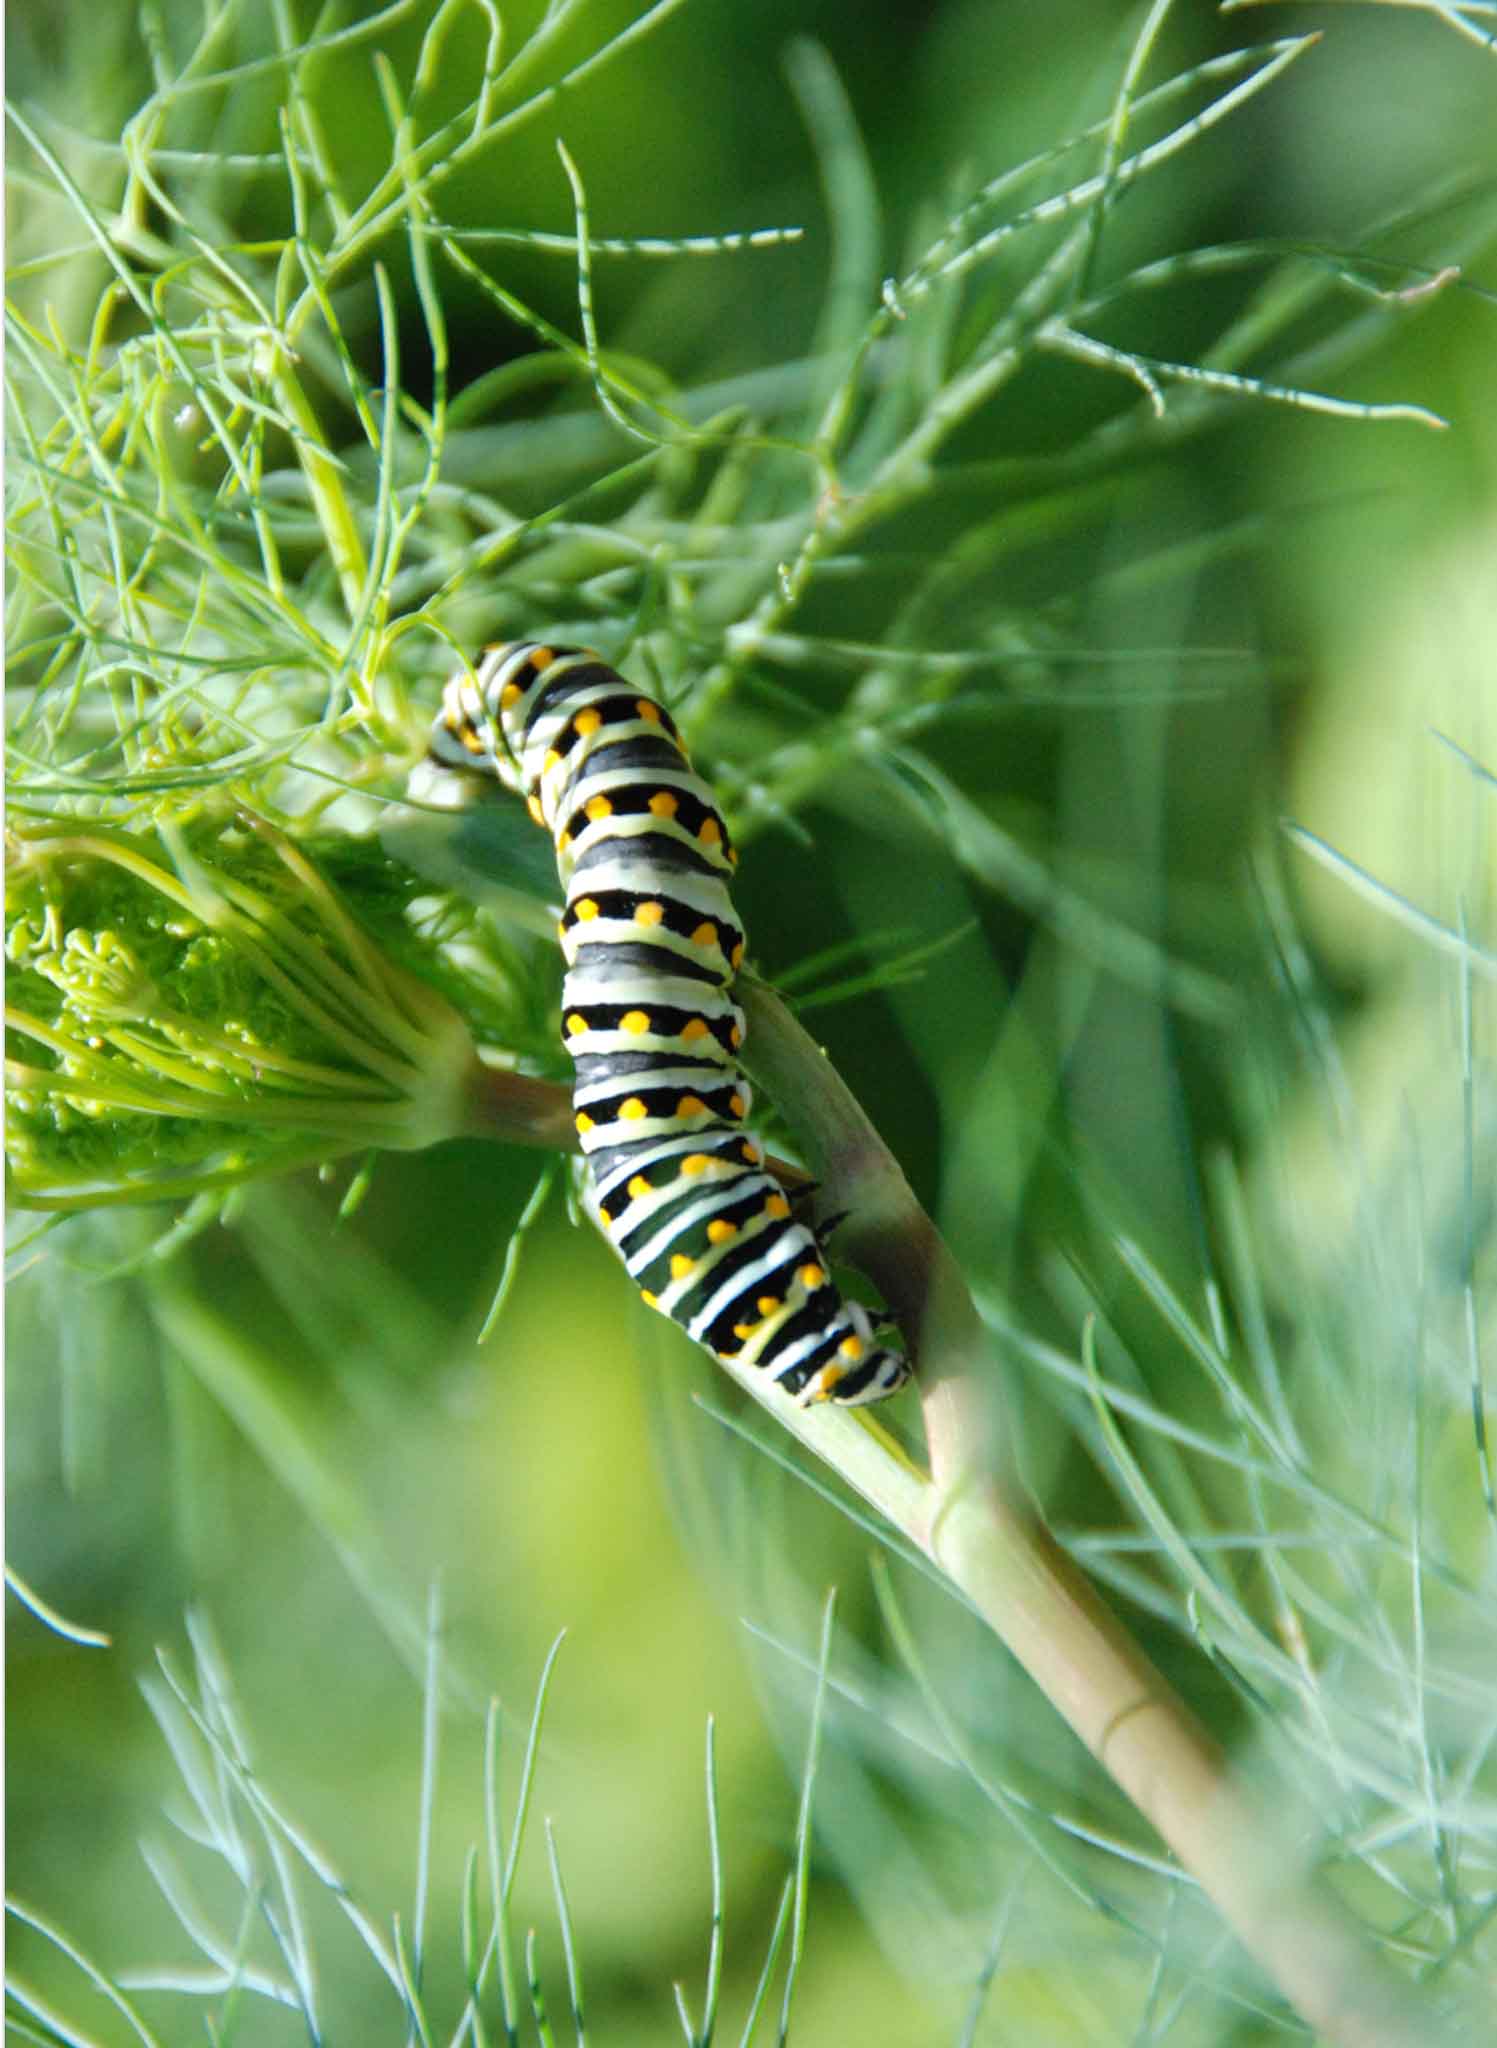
[7,2,1495,2042]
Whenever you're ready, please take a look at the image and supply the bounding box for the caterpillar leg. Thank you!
[797,1344,912,1406]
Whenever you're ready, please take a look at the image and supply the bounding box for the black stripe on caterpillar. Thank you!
[428,640,910,1406]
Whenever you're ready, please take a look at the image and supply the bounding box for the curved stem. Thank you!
[735,975,1454,2048]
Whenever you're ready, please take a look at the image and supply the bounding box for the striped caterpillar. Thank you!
[427,641,910,1407]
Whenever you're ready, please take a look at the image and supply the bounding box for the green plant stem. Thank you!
[732,975,1455,2048]
[464,1065,578,1152]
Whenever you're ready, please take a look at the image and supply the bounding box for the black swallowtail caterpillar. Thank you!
[427,640,911,1407]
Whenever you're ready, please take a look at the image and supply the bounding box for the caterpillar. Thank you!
[427,640,910,1407]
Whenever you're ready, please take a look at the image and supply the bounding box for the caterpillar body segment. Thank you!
[429,640,910,1407]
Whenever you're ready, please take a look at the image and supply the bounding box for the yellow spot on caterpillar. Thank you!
[585,794,613,821]
[500,681,522,708]
[681,1154,712,1177]
[620,1010,651,1034]
[557,831,572,853]
[838,1333,865,1361]
[680,1018,709,1042]
[730,942,745,970]
[574,707,602,736]
[635,901,665,927]
[526,795,545,825]
[556,920,568,944]
[459,725,486,755]
[670,1253,695,1281]
[676,1094,707,1118]
[764,1194,791,1221]
[698,817,722,847]
[741,1141,762,1165]
[733,1321,758,1340]
[542,748,561,774]
[707,1219,737,1245]
[799,1263,826,1290]
[757,1295,781,1317]
[728,1092,746,1118]
[627,1174,653,1200]
[575,898,600,921]
[691,921,717,948]
[649,791,679,819]
[730,1023,743,1048]
[530,647,555,670]
[640,1288,658,1308]
[565,1013,588,1037]
[575,1111,594,1134]
[635,699,660,723]
[619,1098,648,1121]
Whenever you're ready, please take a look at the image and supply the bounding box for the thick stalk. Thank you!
[733,976,1454,2048]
